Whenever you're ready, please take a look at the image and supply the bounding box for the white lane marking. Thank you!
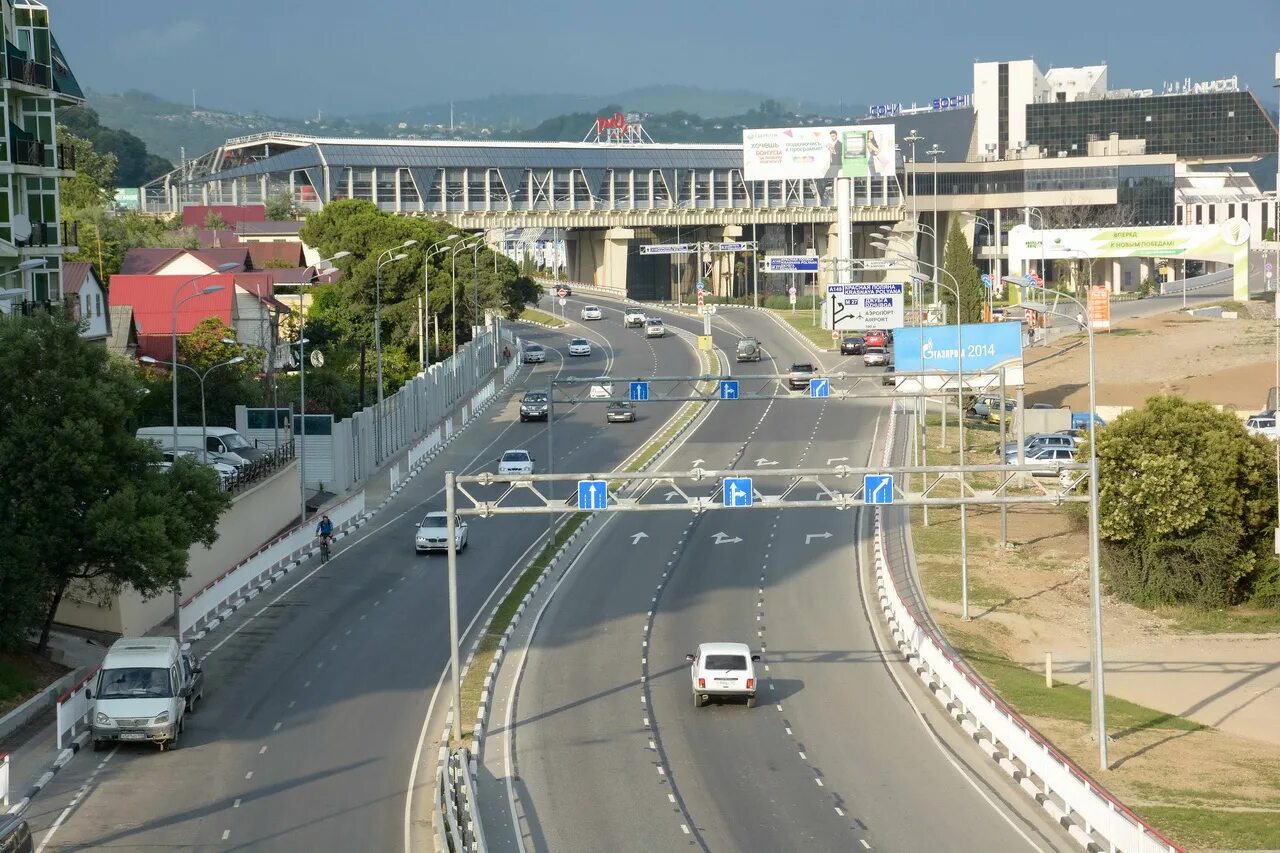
[681,824,690,835]
[35,744,119,853]
[287,700,295,709]
[799,751,807,760]
[259,745,268,755]
[657,766,665,776]
[668,794,676,804]
[234,798,242,808]
[245,771,254,780]
[222,830,231,841]
[860,840,871,849]
[816,778,825,787]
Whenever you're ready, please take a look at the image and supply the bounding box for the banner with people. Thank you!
[742,124,897,182]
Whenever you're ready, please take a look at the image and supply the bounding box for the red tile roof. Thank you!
[106,274,235,338]
[245,241,304,269]
[120,247,184,276]
[181,204,266,229]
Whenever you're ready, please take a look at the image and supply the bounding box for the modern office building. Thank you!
[145,57,1277,298]
[0,0,81,312]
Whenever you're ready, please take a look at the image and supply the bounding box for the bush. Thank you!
[762,294,821,310]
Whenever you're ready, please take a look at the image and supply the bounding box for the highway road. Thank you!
[20,307,696,851]
[489,297,1076,852]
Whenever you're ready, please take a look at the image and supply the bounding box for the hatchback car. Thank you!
[522,345,546,364]
[864,329,887,348]
[580,305,602,321]
[863,346,888,366]
[645,318,666,338]
[497,450,534,475]
[519,391,549,422]
[606,401,637,423]
[1004,433,1078,457]
[688,642,761,708]
[840,335,866,355]
[568,338,592,356]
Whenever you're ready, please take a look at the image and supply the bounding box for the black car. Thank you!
[0,816,33,853]
[840,335,866,355]
[606,401,637,423]
[519,391,550,422]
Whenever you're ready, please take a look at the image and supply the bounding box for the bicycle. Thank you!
[319,534,332,563]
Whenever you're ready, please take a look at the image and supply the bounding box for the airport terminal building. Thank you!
[143,58,1277,300]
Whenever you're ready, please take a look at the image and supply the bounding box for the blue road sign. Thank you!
[809,377,830,398]
[629,381,650,401]
[577,480,608,511]
[864,474,894,505]
[981,273,993,289]
[719,380,740,400]
[765,255,820,273]
[695,282,706,292]
[723,477,753,507]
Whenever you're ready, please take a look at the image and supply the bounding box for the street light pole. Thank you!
[927,144,945,304]
[170,264,240,456]
[294,252,350,521]
[372,242,416,461]
[450,236,485,355]
[905,129,923,232]
[423,236,459,366]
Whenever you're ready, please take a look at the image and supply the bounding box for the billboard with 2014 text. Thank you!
[892,322,1025,390]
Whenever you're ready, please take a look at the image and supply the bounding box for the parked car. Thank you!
[1004,433,1078,457]
[522,344,546,364]
[645,318,666,338]
[180,651,204,713]
[568,338,592,356]
[624,307,647,327]
[1245,411,1278,439]
[862,346,889,366]
[735,337,762,362]
[162,449,238,488]
[1030,402,1057,410]
[580,305,602,321]
[687,642,761,708]
[787,362,816,390]
[840,335,866,355]
[137,426,268,471]
[1009,445,1077,473]
[864,329,888,348]
[415,511,468,553]
[91,637,192,752]
[519,391,549,422]
[606,401,637,423]
[497,449,534,475]
[987,399,1018,424]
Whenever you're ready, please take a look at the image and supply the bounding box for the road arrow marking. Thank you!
[664,491,680,502]
[691,458,706,467]
[826,457,849,466]
[755,458,778,466]
[712,532,743,545]
[631,532,649,545]
[805,532,833,545]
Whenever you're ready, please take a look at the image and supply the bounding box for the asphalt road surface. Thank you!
[494,298,1076,852]
[20,309,695,851]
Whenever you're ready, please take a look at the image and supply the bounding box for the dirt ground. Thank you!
[1021,306,1276,413]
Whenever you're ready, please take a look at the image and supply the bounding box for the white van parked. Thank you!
[91,637,199,751]
[136,426,267,469]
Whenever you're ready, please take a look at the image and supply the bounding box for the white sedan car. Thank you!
[588,382,614,399]
[580,305,602,321]
[497,449,534,475]
[414,512,468,553]
[568,338,592,357]
[687,642,760,708]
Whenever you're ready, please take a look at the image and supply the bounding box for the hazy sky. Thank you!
[48,0,1280,117]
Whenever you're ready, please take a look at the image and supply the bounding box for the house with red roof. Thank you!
[119,245,254,277]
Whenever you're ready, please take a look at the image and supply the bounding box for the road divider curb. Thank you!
[4,730,87,817]
[870,402,1183,853]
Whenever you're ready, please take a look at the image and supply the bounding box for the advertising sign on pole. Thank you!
[742,125,897,182]
[824,283,905,331]
[892,322,1025,390]
[764,255,820,273]
[1087,285,1111,331]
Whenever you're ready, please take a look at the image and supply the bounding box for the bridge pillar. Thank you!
[572,228,633,294]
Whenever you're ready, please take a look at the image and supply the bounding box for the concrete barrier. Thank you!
[54,666,99,750]
[1,752,8,809]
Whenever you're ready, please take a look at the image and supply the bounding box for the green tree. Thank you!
[58,127,118,209]
[134,318,264,429]
[0,311,230,651]
[939,223,985,325]
[65,208,196,279]
[264,192,299,221]
[1095,396,1279,608]
[58,105,173,187]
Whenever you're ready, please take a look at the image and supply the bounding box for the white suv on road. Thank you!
[687,642,760,708]
[644,317,666,338]
[624,308,646,327]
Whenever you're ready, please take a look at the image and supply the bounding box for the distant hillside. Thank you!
[58,105,173,186]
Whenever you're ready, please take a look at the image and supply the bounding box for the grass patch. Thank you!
[1136,805,1280,851]
[0,657,36,706]
[765,307,834,352]
[1106,328,1152,337]
[519,307,566,327]
[1207,300,1249,316]
[1158,604,1280,634]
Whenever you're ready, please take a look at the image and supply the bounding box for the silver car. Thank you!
[863,346,889,366]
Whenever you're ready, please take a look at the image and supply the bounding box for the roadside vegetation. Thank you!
[518,306,566,328]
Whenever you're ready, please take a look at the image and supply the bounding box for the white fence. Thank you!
[178,491,367,639]
[874,402,1182,853]
[435,747,484,852]
[1,751,9,809]
[54,666,101,751]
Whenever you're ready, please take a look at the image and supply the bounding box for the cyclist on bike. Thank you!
[316,515,334,551]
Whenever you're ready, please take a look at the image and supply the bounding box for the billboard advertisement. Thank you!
[742,125,896,182]
[823,282,904,330]
[893,322,1025,389]
[1006,221,1251,301]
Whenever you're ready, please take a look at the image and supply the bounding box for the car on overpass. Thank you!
[1246,411,1278,439]
[688,642,761,708]
[415,512,468,553]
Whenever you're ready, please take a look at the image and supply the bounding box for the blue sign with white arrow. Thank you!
[577,480,608,510]
[809,377,830,398]
[719,380,740,400]
[629,381,649,401]
[864,474,894,505]
[723,477,753,507]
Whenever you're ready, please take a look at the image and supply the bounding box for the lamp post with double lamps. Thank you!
[0,258,47,306]
[904,129,923,225]
[1004,277,1109,770]
[141,353,247,463]
[926,144,945,303]
[450,235,486,355]
[877,223,935,320]
[373,240,417,461]
[422,235,459,365]
[169,263,241,454]
[294,252,350,520]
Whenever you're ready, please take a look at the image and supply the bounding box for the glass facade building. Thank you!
[1026,91,1274,160]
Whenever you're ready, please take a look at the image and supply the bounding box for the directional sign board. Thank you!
[712,241,752,252]
[723,477,753,507]
[825,282,905,331]
[640,243,695,255]
[864,474,894,505]
[809,377,830,398]
[718,380,740,400]
[764,255,820,273]
[577,480,608,510]
[629,381,649,401]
